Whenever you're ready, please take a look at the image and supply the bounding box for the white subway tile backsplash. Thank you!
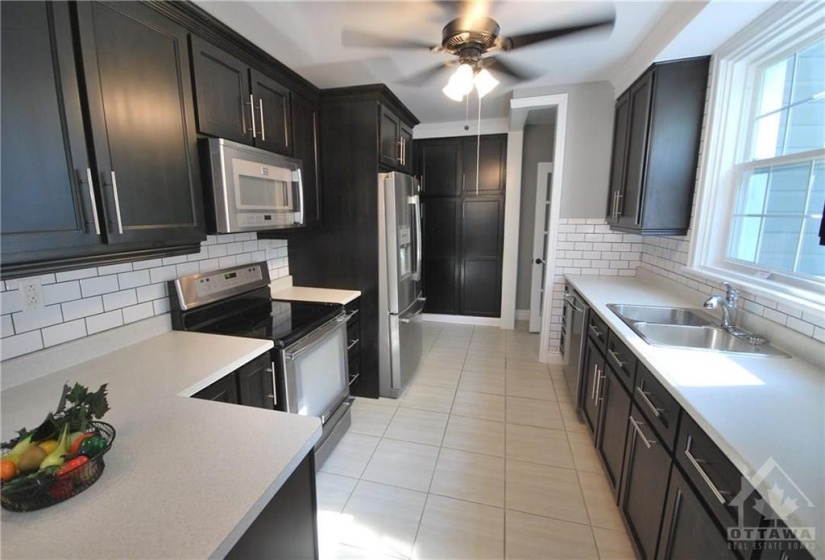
[235,253,254,265]
[1,331,43,360]
[227,242,245,255]
[118,270,151,290]
[42,319,87,347]
[86,310,123,335]
[786,317,815,338]
[1,314,14,338]
[98,263,133,276]
[80,275,120,298]
[153,298,170,315]
[62,297,104,321]
[0,291,23,315]
[43,281,81,305]
[175,262,201,277]
[219,255,238,269]
[136,283,167,304]
[243,241,259,252]
[12,305,64,334]
[123,302,155,324]
[103,289,138,312]
[198,258,220,273]
[161,255,189,266]
[55,268,98,283]
[149,265,179,284]
[132,258,164,271]
[207,244,228,259]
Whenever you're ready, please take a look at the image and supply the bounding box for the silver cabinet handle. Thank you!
[295,168,304,223]
[259,99,266,142]
[397,138,404,164]
[588,324,602,338]
[266,361,277,406]
[595,368,606,405]
[462,173,466,191]
[85,168,101,235]
[629,415,654,449]
[684,435,727,505]
[608,348,626,368]
[564,294,585,313]
[590,363,599,400]
[636,385,662,418]
[347,338,360,350]
[616,192,623,217]
[248,94,257,138]
[110,171,124,234]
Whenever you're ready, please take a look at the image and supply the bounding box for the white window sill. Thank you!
[682,264,825,316]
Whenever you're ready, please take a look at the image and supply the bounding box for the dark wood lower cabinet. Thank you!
[596,364,631,496]
[226,451,319,559]
[620,405,673,559]
[582,338,605,436]
[236,354,276,410]
[193,373,240,404]
[657,467,737,560]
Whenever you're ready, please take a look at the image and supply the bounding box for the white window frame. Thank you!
[688,1,825,313]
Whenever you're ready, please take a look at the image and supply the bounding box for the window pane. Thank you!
[792,39,825,104]
[785,99,825,155]
[728,161,825,276]
[757,55,794,116]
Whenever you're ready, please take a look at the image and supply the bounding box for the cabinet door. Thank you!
[76,1,205,247]
[192,373,240,404]
[419,138,461,196]
[237,354,276,410]
[291,94,321,228]
[582,338,605,436]
[657,467,737,560]
[189,35,252,145]
[422,198,461,314]
[1,2,101,263]
[619,71,653,228]
[251,68,291,155]
[400,123,414,174]
[596,364,632,495]
[462,135,507,194]
[460,198,503,317]
[379,105,402,169]
[620,405,672,560]
[606,93,630,225]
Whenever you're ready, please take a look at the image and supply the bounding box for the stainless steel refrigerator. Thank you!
[378,172,425,398]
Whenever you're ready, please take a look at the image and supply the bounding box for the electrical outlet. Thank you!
[19,278,44,311]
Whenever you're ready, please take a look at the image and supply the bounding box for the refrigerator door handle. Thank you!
[409,194,422,282]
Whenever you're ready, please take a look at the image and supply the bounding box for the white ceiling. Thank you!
[194,0,674,123]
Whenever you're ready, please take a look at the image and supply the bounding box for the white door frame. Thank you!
[501,94,568,364]
[529,162,553,332]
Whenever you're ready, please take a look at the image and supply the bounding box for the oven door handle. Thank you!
[284,313,347,361]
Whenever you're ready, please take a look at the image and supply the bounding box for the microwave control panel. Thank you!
[237,212,297,228]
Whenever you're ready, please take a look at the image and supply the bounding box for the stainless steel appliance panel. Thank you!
[562,287,589,411]
[383,172,422,314]
[384,296,425,398]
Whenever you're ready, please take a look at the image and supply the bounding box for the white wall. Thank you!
[0,235,289,362]
[513,81,615,220]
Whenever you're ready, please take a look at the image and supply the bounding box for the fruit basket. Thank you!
[1,421,115,512]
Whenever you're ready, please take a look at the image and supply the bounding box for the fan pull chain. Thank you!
[476,93,481,196]
[465,94,470,128]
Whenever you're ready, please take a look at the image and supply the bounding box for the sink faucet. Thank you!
[703,282,739,331]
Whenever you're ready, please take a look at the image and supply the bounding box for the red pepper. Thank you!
[56,456,89,478]
[49,478,74,500]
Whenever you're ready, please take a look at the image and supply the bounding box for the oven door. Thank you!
[280,314,349,422]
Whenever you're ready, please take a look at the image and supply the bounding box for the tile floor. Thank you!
[317,322,636,559]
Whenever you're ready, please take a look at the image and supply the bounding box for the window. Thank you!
[690,2,825,309]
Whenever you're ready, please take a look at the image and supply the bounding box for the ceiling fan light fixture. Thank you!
[473,68,499,98]
[443,63,475,101]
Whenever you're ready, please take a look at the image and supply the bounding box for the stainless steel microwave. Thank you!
[200,138,304,233]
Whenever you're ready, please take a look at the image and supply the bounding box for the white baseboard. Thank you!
[543,351,564,365]
[515,309,530,321]
[421,314,501,327]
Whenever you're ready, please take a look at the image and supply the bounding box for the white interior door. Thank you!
[529,163,553,332]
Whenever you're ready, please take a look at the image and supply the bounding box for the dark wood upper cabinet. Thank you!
[0,2,100,260]
[290,93,322,229]
[1,1,206,278]
[190,36,291,156]
[419,139,462,196]
[462,134,507,194]
[379,104,413,173]
[251,68,291,156]
[606,57,710,235]
[77,1,205,247]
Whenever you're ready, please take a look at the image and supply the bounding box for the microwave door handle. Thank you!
[295,168,304,224]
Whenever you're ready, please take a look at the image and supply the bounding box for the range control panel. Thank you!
[195,265,264,298]
[172,262,270,310]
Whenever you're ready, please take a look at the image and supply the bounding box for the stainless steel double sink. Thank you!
[607,304,789,357]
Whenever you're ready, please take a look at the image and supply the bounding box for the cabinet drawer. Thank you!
[606,331,637,391]
[676,415,761,536]
[588,312,609,351]
[633,363,680,452]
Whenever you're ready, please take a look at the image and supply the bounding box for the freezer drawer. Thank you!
[380,296,425,398]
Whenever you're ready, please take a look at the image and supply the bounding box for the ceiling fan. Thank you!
[342,1,616,100]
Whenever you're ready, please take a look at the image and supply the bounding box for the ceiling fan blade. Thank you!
[481,56,537,82]
[341,28,437,51]
[499,16,615,52]
[397,63,454,87]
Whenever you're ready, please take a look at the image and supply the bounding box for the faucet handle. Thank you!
[722,281,739,301]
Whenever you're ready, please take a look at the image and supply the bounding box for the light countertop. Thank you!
[270,279,360,306]
[566,275,824,556]
[0,331,322,559]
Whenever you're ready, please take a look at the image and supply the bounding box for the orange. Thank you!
[0,458,17,482]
